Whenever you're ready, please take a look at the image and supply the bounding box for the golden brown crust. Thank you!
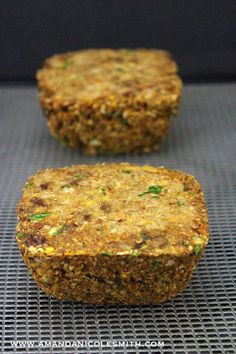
[37,49,182,154]
[16,163,208,303]
[22,254,200,304]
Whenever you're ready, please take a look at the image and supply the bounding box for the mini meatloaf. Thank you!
[37,49,182,155]
[16,163,208,304]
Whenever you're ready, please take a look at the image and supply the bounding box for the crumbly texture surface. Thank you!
[37,49,182,155]
[16,163,208,304]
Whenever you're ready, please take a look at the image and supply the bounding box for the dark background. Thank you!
[1,0,236,82]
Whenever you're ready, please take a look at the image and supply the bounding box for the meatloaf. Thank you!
[37,49,182,155]
[16,163,208,304]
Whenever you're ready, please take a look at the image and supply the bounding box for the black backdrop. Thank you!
[1,0,236,82]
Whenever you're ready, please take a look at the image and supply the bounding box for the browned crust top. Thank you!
[16,163,208,258]
[37,49,182,110]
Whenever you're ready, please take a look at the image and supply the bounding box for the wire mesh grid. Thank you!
[0,83,235,353]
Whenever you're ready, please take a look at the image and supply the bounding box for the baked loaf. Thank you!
[16,163,208,304]
[37,49,182,155]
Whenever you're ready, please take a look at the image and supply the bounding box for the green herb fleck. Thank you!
[140,232,149,241]
[42,276,50,284]
[49,224,68,236]
[74,174,83,180]
[194,244,201,256]
[182,241,189,247]
[101,251,112,256]
[177,201,185,206]
[98,187,106,195]
[17,233,26,239]
[116,66,125,72]
[121,118,131,126]
[63,59,73,69]
[145,185,162,194]
[28,212,49,221]
[132,250,140,257]
[25,182,33,189]
[138,185,163,197]
[122,170,131,174]
[151,260,161,269]
[183,183,190,191]
[61,184,71,189]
